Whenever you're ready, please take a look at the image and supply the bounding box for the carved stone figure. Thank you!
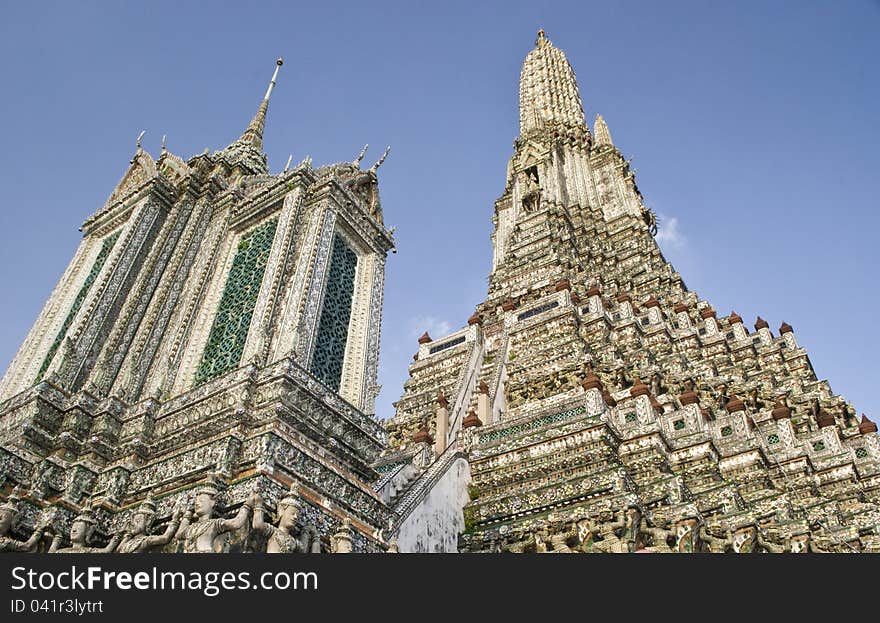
[49,507,121,554]
[613,367,629,389]
[115,495,182,553]
[640,516,674,553]
[622,506,641,552]
[641,206,658,236]
[547,522,578,553]
[699,525,732,553]
[649,372,664,397]
[533,528,550,553]
[173,477,252,553]
[0,490,48,552]
[748,388,765,412]
[591,509,628,553]
[756,529,787,554]
[251,485,319,553]
[504,537,528,553]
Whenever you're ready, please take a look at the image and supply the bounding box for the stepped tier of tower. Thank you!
[381,31,880,552]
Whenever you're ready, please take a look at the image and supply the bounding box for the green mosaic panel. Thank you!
[767,433,780,445]
[310,234,358,392]
[812,441,826,452]
[194,218,278,386]
[856,447,868,459]
[478,405,587,444]
[37,231,120,380]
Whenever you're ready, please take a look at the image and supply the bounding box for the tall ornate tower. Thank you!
[380,31,880,553]
[0,59,396,551]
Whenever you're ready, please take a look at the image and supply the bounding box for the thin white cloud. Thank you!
[408,315,453,340]
[655,214,686,248]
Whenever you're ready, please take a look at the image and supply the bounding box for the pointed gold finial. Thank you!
[536,28,547,46]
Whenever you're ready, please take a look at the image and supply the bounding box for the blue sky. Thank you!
[0,1,878,422]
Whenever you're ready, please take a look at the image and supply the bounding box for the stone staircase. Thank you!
[391,442,467,525]
[385,466,422,508]
[465,333,509,419]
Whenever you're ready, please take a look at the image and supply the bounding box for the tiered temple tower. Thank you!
[0,59,397,552]
[379,31,880,553]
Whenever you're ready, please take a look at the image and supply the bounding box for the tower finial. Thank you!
[353,144,369,167]
[536,28,547,46]
[264,57,283,102]
[136,130,146,150]
[237,57,284,151]
[161,134,167,153]
[283,154,293,172]
[369,145,391,172]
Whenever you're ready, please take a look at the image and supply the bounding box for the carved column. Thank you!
[331,519,353,553]
[460,408,483,450]
[435,391,449,457]
[477,380,492,426]
[674,301,691,329]
[582,370,605,417]
[700,307,718,336]
[754,316,772,345]
[779,322,798,349]
[586,286,603,315]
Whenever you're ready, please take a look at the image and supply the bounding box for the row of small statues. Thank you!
[1,481,396,554]
[502,507,832,553]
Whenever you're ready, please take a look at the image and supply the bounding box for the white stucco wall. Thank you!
[396,457,471,553]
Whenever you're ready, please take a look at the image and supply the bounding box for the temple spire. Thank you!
[519,29,587,136]
[594,114,613,146]
[238,57,283,150]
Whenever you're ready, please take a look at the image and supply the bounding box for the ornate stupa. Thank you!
[377,30,880,553]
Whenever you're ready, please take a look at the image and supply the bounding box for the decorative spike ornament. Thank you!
[353,144,369,166]
[369,145,391,172]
